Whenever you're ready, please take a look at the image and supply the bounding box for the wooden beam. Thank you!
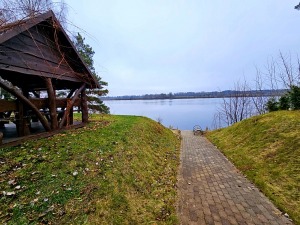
[45,78,58,129]
[29,98,80,109]
[0,99,80,113]
[0,64,84,83]
[59,84,86,128]
[0,100,17,112]
[0,77,51,131]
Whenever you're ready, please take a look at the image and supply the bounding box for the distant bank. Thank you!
[102,89,287,101]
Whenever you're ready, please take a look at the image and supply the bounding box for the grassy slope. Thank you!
[207,110,300,225]
[0,115,181,225]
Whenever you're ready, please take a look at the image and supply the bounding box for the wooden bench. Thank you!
[193,125,203,135]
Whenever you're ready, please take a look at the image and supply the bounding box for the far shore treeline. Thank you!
[102,89,287,101]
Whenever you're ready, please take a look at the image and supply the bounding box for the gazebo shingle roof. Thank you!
[0,10,99,91]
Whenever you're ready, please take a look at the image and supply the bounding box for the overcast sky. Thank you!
[64,1,300,96]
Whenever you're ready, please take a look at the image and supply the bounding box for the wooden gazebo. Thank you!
[0,11,99,141]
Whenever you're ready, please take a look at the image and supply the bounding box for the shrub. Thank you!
[289,85,300,110]
[279,94,290,110]
[266,85,300,112]
[266,97,279,112]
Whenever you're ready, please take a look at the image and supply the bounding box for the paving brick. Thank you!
[214,221,222,225]
[204,215,215,225]
[189,209,198,222]
[177,131,294,225]
[221,219,232,225]
[203,207,212,216]
[226,216,239,225]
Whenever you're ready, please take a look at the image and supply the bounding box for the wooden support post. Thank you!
[65,100,74,127]
[66,99,71,127]
[45,78,58,130]
[59,84,86,128]
[22,89,31,131]
[81,88,88,123]
[70,105,73,125]
[57,89,76,122]
[16,101,30,136]
[16,101,24,136]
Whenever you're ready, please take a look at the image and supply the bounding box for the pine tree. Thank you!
[73,33,110,114]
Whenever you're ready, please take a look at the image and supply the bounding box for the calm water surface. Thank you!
[104,98,223,130]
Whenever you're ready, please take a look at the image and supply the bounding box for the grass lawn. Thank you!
[207,110,300,225]
[0,114,181,224]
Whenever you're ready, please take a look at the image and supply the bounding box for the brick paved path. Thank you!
[177,130,293,225]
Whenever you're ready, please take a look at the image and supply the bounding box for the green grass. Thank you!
[0,115,181,224]
[206,110,300,225]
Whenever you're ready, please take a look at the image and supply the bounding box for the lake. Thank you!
[104,98,223,130]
